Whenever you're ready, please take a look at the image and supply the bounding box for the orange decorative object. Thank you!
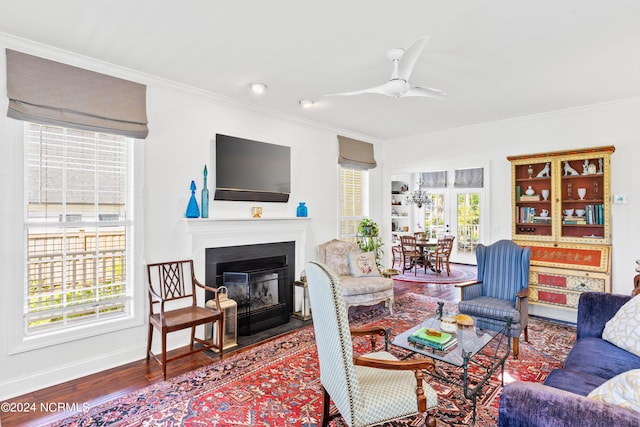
[455,314,474,326]
[538,291,567,305]
[518,243,609,272]
[529,246,602,268]
[538,274,567,288]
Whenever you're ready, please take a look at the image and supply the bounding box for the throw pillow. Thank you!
[348,252,380,278]
[602,296,640,357]
[588,369,640,413]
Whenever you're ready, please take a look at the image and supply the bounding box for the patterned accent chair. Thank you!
[305,261,438,427]
[318,239,394,314]
[455,240,530,358]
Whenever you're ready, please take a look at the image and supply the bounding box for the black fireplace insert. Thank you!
[205,242,295,336]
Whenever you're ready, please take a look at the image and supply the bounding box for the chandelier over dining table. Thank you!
[405,180,432,208]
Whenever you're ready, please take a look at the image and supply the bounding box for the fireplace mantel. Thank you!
[183,217,310,280]
[183,216,310,231]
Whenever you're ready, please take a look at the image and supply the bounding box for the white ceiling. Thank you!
[2,1,640,140]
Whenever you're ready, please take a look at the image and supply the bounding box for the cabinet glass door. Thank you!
[559,156,605,240]
[514,160,553,240]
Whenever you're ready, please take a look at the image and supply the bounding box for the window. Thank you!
[23,123,133,334]
[339,166,369,242]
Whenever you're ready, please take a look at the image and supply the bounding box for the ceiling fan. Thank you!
[326,36,446,99]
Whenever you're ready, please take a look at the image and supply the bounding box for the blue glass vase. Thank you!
[186,180,200,218]
[201,165,209,218]
[296,202,308,217]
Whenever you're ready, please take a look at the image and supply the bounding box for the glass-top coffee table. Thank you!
[392,303,512,424]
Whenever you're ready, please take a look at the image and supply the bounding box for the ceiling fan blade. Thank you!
[402,86,446,99]
[397,36,430,81]
[325,81,398,97]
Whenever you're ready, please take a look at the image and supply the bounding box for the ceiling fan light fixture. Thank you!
[250,82,267,94]
[324,35,445,100]
[299,99,314,108]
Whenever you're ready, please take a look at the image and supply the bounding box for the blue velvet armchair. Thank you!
[455,240,530,358]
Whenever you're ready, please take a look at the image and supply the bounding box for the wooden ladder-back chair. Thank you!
[146,259,224,380]
[431,235,455,276]
[400,235,426,275]
[391,233,403,269]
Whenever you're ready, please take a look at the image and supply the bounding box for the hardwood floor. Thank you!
[1,278,461,427]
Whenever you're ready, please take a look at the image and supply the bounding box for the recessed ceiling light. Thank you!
[250,82,267,94]
[299,99,314,108]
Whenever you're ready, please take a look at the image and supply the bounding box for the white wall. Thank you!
[0,35,384,399]
[380,98,640,295]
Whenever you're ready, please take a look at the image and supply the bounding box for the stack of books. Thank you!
[563,215,587,225]
[585,204,604,225]
[533,215,551,224]
[519,194,541,202]
[408,328,458,351]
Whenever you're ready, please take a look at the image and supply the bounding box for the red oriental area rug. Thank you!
[53,294,575,427]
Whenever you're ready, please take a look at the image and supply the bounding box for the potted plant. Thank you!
[357,218,384,269]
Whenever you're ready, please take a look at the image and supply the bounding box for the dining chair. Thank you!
[146,259,225,380]
[431,235,455,276]
[391,233,403,268]
[305,261,438,427]
[400,235,426,275]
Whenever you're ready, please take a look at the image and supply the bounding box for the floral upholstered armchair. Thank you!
[318,239,394,314]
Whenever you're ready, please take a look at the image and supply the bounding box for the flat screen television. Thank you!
[214,134,291,202]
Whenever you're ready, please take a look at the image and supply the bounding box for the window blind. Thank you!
[339,167,369,241]
[24,123,132,333]
[421,171,447,188]
[6,49,148,139]
[337,135,377,170]
[454,167,484,188]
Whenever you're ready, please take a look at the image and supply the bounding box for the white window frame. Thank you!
[339,166,370,242]
[7,121,145,354]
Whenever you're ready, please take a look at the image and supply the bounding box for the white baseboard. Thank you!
[1,344,146,401]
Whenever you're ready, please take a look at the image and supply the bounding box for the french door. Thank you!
[423,189,481,264]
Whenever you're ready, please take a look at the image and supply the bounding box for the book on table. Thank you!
[408,327,458,351]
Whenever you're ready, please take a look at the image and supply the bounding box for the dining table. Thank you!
[415,238,438,271]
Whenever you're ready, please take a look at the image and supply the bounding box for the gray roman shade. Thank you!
[420,171,447,188]
[6,49,148,139]
[454,167,484,188]
[337,135,377,170]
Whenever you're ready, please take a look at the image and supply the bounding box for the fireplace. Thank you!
[205,241,295,336]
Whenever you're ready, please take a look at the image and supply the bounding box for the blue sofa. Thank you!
[499,292,640,427]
